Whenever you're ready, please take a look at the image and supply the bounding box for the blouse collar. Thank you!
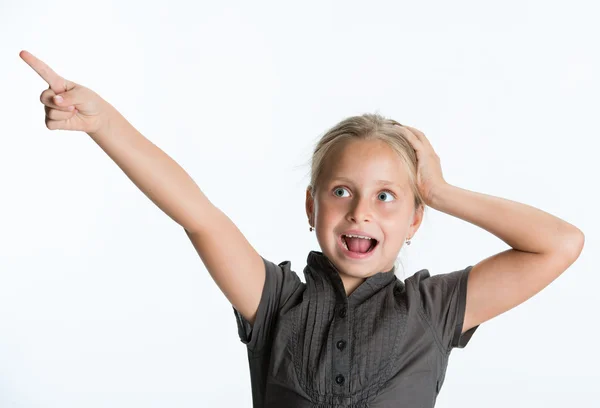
[305,250,398,305]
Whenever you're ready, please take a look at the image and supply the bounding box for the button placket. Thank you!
[332,304,350,391]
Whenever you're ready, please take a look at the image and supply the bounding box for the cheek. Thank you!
[379,217,402,231]
[370,203,399,224]
[379,206,409,228]
[317,197,344,217]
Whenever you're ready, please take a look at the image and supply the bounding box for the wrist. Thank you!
[429,182,454,209]
[88,103,121,139]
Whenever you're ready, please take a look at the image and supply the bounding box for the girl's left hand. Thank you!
[393,124,448,207]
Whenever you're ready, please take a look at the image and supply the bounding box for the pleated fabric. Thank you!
[233,251,479,408]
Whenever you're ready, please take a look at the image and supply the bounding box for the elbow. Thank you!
[560,229,585,261]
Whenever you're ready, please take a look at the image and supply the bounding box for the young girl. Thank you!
[20,50,584,408]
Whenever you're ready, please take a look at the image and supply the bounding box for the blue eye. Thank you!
[378,191,395,202]
[333,187,349,197]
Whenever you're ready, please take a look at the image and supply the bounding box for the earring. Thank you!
[405,238,411,245]
[309,226,314,232]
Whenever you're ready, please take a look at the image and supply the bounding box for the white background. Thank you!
[1,0,598,407]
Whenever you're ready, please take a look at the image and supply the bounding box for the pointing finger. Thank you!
[20,50,71,93]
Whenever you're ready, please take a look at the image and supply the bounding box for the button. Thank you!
[336,340,346,350]
[339,308,347,318]
[335,374,345,385]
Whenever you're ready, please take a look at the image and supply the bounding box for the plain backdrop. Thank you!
[1,0,597,407]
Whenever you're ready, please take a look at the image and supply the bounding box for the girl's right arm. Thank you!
[91,104,266,326]
[20,50,265,326]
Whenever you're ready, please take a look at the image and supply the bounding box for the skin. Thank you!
[305,138,424,296]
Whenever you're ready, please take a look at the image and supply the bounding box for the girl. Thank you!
[20,50,584,408]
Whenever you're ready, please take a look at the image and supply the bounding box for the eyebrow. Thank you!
[330,176,403,188]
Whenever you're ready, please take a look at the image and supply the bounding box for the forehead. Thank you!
[322,138,409,187]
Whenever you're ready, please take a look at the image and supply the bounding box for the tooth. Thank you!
[345,234,371,240]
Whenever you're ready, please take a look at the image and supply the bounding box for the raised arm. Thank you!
[89,100,266,325]
[21,50,265,325]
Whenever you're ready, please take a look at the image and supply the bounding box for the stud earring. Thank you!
[405,238,411,245]
[309,226,314,232]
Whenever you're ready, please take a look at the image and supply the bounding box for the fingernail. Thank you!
[54,95,63,103]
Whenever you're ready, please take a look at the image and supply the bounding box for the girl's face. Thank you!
[306,138,423,292]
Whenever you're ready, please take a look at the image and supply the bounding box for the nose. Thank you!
[346,194,372,224]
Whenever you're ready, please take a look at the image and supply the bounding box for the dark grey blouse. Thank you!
[233,250,479,407]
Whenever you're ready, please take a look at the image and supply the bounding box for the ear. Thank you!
[305,187,315,228]
[408,204,424,239]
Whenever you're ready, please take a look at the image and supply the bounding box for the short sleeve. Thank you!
[410,265,479,352]
[232,256,302,354]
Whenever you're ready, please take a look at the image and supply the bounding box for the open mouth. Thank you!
[340,234,378,254]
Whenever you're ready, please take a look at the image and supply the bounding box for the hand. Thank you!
[20,50,113,135]
[393,124,448,206]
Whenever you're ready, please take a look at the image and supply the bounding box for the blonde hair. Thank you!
[307,113,426,214]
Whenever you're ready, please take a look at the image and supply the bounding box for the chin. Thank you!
[329,249,379,275]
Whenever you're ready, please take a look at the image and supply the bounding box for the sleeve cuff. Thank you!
[451,265,479,349]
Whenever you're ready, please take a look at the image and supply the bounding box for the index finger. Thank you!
[19,50,67,93]
[401,125,432,148]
